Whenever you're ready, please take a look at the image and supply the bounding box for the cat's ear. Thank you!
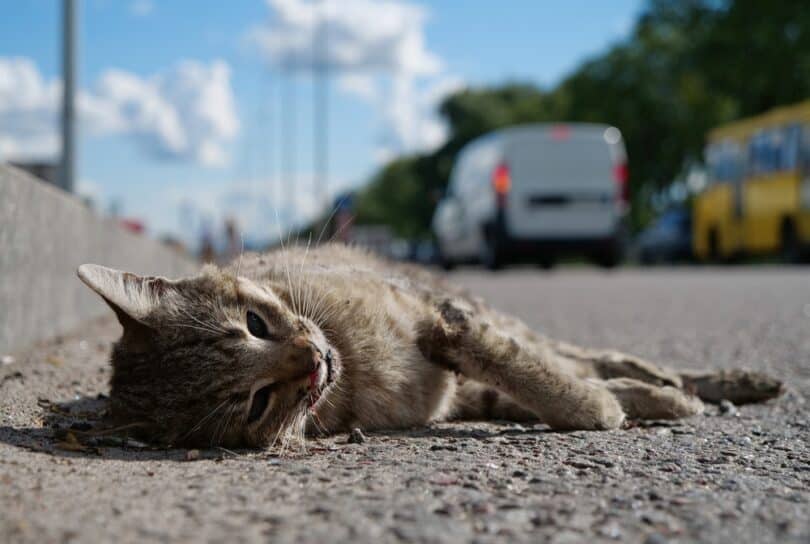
[77,264,174,328]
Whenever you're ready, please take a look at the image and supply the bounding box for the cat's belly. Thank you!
[353,362,457,430]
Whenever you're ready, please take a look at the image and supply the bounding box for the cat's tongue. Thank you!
[308,369,320,406]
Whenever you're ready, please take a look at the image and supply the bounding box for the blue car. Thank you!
[637,208,693,264]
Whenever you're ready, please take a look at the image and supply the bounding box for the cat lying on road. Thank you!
[78,244,782,449]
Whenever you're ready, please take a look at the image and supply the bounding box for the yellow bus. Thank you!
[693,100,810,262]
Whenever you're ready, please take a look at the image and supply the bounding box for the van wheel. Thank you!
[594,251,621,269]
[593,243,623,269]
[480,232,504,271]
[436,244,455,271]
[537,258,555,270]
[781,220,803,264]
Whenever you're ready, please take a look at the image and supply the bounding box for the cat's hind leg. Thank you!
[449,378,536,422]
[449,376,704,423]
[417,299,625,431]
[551,341,683,387]
[601,378,704,420]
[551,342,783,405]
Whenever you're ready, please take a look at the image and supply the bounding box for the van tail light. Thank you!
[550,124,571,141]
[613,162,629,206]
[492,162,511,208]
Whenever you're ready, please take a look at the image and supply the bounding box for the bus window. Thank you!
[712,140,744,183]
[748,133,761,176]
[802,125,810,209]
[782,124,801,171]
[749,131,779,175]
[801,125,810,174]
[706,143,722,183]
[766,129,782,172]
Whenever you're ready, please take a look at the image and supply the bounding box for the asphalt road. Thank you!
[1,266,808,543]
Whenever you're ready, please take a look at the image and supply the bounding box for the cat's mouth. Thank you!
[308,348,339,409]
[245,348,340,426]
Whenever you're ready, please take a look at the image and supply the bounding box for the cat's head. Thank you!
[77,264,340,448]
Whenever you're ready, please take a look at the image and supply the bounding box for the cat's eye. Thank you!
[246,311,270,339]
[247,384,273,424]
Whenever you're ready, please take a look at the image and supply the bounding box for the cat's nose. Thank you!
[291,335,322,371]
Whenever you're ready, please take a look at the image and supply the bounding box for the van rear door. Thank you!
[504,125,624,239]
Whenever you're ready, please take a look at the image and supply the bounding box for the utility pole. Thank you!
[60,0,77,193]
[281,68,296,228]
[313,14,329,214]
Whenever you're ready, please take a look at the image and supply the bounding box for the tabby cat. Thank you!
[77,244,782,449]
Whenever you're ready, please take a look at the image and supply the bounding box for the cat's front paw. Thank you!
[415,299,475,371]
[435,298,473,338]
[545,385,626,431]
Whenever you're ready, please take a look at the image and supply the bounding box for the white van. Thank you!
[432,123,629,269]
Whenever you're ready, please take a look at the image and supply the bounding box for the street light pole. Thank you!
[60,0,77,193]
[281,68,296,227]
[314,16,329,214]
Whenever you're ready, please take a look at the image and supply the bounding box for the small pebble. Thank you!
[184,449,201,461]
[644,533,668,544]
[348,428,365,444]
[719,400,738,415]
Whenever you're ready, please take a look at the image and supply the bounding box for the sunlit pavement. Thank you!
[1,266,808,543]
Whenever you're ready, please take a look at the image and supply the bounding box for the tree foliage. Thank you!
[354,0,810,236]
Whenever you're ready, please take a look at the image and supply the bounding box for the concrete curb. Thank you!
[0,165,197,354]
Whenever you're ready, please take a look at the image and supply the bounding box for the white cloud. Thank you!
[248,0,463,158]
[248,0,441,76]
[0,57,239,167]
[130,0,154,17]
[337,73,377,102]
[0,58,61,160]
[76,178,103,202]
[379,73,464,156]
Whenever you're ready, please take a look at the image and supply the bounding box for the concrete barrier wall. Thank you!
[0,165,197,355]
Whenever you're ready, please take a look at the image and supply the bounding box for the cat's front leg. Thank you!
[416,299,625,431]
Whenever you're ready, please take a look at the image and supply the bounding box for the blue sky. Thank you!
[0,0,643,244]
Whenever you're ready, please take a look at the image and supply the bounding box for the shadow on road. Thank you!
[0,395,198,462]
[0,394,564,462]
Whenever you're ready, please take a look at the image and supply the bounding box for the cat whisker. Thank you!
[170,323,224,336]
[312,301,341,328]
[182,398,229,441]
[280,414,296,455]
[298,234,313,317]
[306,289,341,327]
[211,402,237,448]
[268,409,292,451]
[314,199,343,248]
[235,231,245,278]
[174,306,228,335]
[325,213,354,246]
[308,411,327,436]
[274,207,297,316]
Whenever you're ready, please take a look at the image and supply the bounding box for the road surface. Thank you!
[1,266,808,543]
